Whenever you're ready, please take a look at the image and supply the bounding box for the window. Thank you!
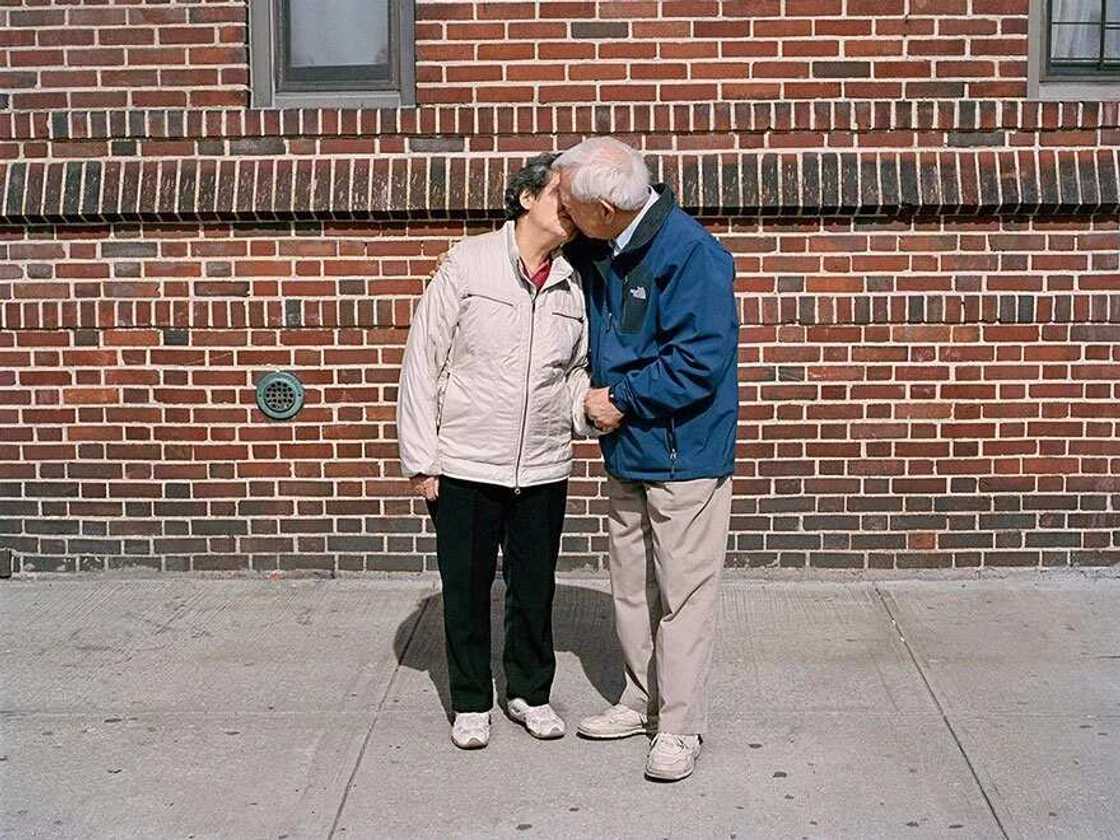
[250,0,415,108]
[1030,0,1120,98]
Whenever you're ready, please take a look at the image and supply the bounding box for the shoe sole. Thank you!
[645,747,701,781]
[451,735,488,750]
[644,765,694,782]
[575,723,653,740]
[507,709,565,740]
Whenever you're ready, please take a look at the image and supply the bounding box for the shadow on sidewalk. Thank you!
[392,582,625,720]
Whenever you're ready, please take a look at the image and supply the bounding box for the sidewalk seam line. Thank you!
[325,587,435,840]
[873,584,1011,840]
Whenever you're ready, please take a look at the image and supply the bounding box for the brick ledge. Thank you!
[2,148,1117,223]
[3,99,1119,142]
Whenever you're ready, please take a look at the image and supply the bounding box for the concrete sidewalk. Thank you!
[1,571,1117,840]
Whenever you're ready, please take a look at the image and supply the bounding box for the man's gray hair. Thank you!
[552,137,651,211]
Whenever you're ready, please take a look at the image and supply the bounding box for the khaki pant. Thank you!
[605,474,732,736]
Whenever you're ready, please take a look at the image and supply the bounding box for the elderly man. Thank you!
[552,137,739,782]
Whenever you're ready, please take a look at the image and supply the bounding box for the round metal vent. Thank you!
[256,371,304,420]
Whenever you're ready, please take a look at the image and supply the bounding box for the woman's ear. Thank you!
[519,189,534,212]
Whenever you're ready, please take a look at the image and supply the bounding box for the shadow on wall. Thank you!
[392,582,625,720]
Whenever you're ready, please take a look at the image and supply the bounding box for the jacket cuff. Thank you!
[401,457,440,478]
[609,378,637,417]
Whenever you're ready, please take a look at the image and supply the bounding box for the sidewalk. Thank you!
[1,570,1118,840]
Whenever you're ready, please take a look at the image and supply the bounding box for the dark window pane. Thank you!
[1050,0,1102,23]
[278,0,395,90]
[1046,0,1120,74]
[1107,27,1120,57]
[1050,23,1104,59]
[289,0,389,69]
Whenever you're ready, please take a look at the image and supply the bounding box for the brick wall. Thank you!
[2,0,1034,111]
[3,214,1120,573]
[2,0,1119,573]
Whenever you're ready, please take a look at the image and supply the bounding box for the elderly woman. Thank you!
[396,154,593,750]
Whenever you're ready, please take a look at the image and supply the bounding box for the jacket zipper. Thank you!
[667,416,678,478]
[513,288,537,493]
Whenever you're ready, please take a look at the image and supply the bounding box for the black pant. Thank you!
[428,475,568,713]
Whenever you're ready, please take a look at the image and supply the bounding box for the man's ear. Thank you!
[597,199,614,219]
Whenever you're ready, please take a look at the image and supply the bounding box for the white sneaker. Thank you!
[451,712,490,750]
[576,704,656,740]
[507,698,566,740]
[645,733,702,781]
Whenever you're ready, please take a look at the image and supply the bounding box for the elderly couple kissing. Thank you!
[396,137,738,783]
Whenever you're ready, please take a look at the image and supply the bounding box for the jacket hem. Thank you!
[606,465,734,483]
[440,456,572,489]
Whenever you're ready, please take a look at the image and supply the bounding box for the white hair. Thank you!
[552,137,651,211]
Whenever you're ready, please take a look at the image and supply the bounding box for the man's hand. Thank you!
[584,387,624,433]
[422,248,453,287]
[410,474,440,502]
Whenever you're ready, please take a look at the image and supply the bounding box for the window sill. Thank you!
[1029,78,1120,101]
[256,91,414,110]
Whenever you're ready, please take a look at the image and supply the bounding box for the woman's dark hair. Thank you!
[503,152,560,221]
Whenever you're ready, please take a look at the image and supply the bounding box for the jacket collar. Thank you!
[503,219,575,293]
[582,184,676,283]
[613,183,675,259]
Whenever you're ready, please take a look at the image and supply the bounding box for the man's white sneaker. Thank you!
[507,698,566,740]
[576,704,656,740]
[645,733,702,781]
[451,712,490,749]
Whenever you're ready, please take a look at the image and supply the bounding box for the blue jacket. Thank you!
[566,186,739,482]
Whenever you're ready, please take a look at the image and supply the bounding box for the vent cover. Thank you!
[256,371,304,421]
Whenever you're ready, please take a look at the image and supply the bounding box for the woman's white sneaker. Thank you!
[451,712,491,749]
[507,698,566,739]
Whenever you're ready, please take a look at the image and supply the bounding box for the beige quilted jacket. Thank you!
[396,221,594,489]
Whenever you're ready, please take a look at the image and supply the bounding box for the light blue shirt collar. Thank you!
[610,188,658,258]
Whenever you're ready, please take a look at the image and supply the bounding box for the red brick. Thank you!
[537,85,597,103]
[599,42,658,59]
[158,27,217,45]
[67,49,126,67]
[936,60,996,78]
[99,28,156,46]
[189,47,247,64]
[477,43,533,60]
[569,64,627,81]
[417,2,475,20]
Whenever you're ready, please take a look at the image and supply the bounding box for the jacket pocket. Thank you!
[549,306,584,368]
[552,308,583,323]
[619,276,650,333]
[435,373,448,432]
[466,292,516,308]
[460,292,519,361]
[437,372,465,430]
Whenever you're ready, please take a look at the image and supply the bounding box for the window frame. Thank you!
[1029,0,1120,99]
[249,0,415,109]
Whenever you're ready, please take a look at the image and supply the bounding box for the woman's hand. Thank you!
[410,473,440,502]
